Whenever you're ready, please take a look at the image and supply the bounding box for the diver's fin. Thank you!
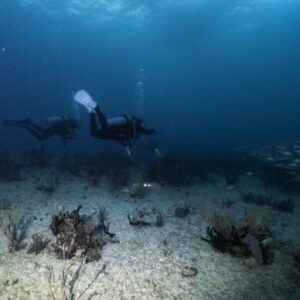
[74,89,97,113]
[1,119,31,127]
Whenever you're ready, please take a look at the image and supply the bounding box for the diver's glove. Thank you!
[148,129,158,135]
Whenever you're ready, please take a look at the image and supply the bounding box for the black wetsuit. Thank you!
[22,118,77,141]
[90,106,156,146]
[2,117,79,141]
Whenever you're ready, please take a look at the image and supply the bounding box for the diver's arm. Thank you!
[137,121,157,135]
[140,127,157,135]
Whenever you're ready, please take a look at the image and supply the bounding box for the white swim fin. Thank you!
[74,89,97,113]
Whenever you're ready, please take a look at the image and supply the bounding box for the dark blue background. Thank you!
[0,0,299,159]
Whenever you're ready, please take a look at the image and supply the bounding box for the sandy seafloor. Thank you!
[0,167,299,300]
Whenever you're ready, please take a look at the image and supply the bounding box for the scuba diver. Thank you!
[74,90,157,153]
[1,116,79,141]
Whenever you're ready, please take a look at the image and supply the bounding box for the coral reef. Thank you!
[0,214,29,252]
[95,205,116,239]
[27,233,50,254]
[50,205,115,261]
[201,210,273,264]
[175,205,190,218]
[242,192,295,212]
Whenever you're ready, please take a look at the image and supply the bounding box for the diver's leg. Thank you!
[1,119,31,127]
[25,121,45,132]
[23,124,55,141]
[95,106,109,131]
[90,110,98,137]
[89,110,108,138]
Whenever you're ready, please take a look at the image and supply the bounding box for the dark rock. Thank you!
[181,266,198,277]
[175,206,190,218]
[50,205,115,261]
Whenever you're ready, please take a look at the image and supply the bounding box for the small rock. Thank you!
[282,151,292,156]
[261,237,273,248]
[225,184,237,191]
[266,157,275,162]
[120,188,130,194]
[10,278,19,286]
[175,206,190,218]
[181,266,198,278]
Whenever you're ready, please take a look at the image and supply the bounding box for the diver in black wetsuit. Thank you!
[90,105,156,147]
[74,89,157,150]
[1,116,79,141]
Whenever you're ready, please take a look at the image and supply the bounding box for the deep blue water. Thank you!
[0,0,300,159]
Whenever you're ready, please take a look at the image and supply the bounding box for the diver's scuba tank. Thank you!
[46,116,64,126]
[107,116,127,127]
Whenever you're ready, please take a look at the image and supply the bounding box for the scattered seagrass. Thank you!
[130,182,147,199]
[27,233,50,254]
[0,151,21,181]
[36,174,60,195]
[146,156,194,186]
[47,256,106,300]
[0,198,11,211]
[155,212,165,227]
[23,147,48,167]
[0,213,29,252]
[241,192,295,212]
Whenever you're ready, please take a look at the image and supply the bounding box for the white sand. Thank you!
[0,168,299,300]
